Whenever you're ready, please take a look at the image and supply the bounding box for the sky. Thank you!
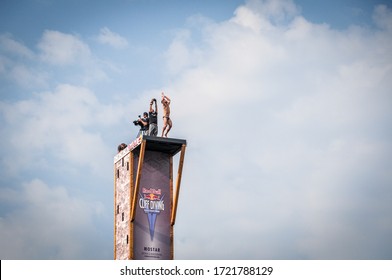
[0,0,391,260]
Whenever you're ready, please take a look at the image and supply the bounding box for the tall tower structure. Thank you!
[113,135,186,260]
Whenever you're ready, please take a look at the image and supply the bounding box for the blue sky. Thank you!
[1,0,391,259]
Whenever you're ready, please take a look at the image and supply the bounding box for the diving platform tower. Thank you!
[113,135,186,260]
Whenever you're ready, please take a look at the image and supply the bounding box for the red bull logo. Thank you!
[139,187,165,240]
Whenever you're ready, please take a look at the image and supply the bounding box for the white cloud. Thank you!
[164,29,196,75]
[373,4,392,31]
[162,0,392,259]
[0,84,127,174]
[0,33,35,59]
[231,0,299,31]
[0,34,49,88]
[8,63,48,88]
[0,179,105,259]
[97,27,129,49]
[38,30,91,65]
[0,30,111,88]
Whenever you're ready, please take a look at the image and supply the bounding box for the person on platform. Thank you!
[161,92,172,137]
[148,98,158,136]
[135,112,149,137]
[117,143,127,153]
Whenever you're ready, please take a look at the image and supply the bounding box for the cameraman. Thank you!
[134,112,149,137]
[149,98,158,136]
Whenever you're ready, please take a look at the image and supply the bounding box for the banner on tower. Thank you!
[133,150,171,260]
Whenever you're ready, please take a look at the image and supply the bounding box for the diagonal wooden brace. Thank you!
[171,144,187,226]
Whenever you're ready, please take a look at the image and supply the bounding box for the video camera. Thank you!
[133,115,141,126]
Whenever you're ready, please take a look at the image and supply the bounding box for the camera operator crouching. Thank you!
[133,112,149,137]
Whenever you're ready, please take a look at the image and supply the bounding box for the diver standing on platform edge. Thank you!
[161,92,172,138]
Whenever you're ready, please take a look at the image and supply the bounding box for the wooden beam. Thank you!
[129,152,134,260]
[171,144,186,226]
[170,156,174,259]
